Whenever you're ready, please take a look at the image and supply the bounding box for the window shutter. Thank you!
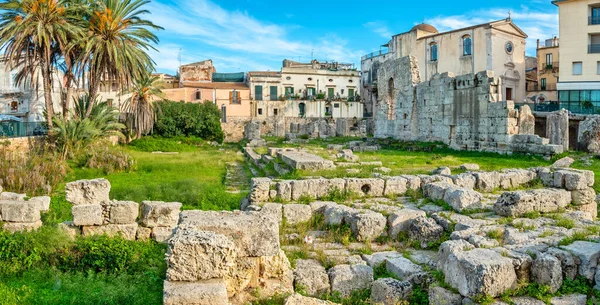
[229,91,233,103]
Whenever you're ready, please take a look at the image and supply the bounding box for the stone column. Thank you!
[518,105,535,135]
[578,116,600,153]
[546,109,569,151]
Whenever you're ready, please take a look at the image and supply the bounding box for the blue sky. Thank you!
[146,0,559,74]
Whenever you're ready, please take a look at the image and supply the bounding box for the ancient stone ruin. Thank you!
[374,56,562,155]
[0,186,49,233]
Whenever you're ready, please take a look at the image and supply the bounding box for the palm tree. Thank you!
[82,0,162,118]
[0,0,82,129]
[121,72,164,139]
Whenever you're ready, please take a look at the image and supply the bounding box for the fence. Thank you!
[0,121,46,138]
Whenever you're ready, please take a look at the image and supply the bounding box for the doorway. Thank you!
[506,88,513,101]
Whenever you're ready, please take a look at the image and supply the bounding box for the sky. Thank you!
[145,0,559,75]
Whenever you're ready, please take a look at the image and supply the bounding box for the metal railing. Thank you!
[589,44,600,53]
[514,101,600,115]
[361,50,389,61]
[544,62,559,70]
[0,121,46,138]
[589,16,600,25]
[527,84,557,92]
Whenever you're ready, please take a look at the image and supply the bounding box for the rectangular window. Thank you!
[559,91,569,102]
[597,62,600,75]
[463,37,472,56]
[348,88,355,100]
[229,91,240,104]
[334,103,340,108]
[430,44,438,61]
[592,7,600,24]
[285,87,294,96]
[573,62,583,75]
[255,85,263,101]
[273,108,278,115]
[258,108,263,115]
[307,87,316,97]
[570,90,581,102]
[270,86,278,101]
[541,78,547,90]
[546,53,552,65]
[327,88,334,98]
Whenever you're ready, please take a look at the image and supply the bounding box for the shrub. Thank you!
[154,100,224,143]
[74,141,135,174]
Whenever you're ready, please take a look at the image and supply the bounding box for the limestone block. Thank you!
[451,173,477,189]
[348,212,387,242]
[432,167,451,176]
[443,187,483,212]
[578,116,600,154]
[572,188,596,206]
[401,175,421,191]
[361,251,403,268]
[323,204,355,226]
[384,176,408,196]
[283,204,312,225]
[163,280,229,305]
[140,201,182,228]
[550,294,587,305]
[276,180,293,202]
[552,157,575,169]
[3,220,42,233]
[387,208,427,239]
[560,241,600,280]
[370,278,413,305]
[442,248,517,297]
[494,189,572,217]
[310,201,335,214]
[532,253,563,293]
[166,228,236,282]
[408,217,444,248]
[81,223,138,240]
[58,221,80,239]
[259,249,294,292]
[499,169,537,189]
[553,169,595,190]
[546,109,569,152]
[420,175,454,185]
[250,177,272,202]
[578,202,598,220]
[423,182,454,201]
[262,203,283,223]
[152,226,175,243]
[437,240,475,271]
[29,196,51,212]
[386,257,426,283]
[547,247,578,281]
[136,226,152,241]
[284,294,338,305]
[459,164,480,171]
[428,285,463,305]
[108,200,139,224]
[0,201,41,223]
[518,105,535,135]
[345,178,385,197]
[328,264,374,298]
[72,204,104,226]
[65,178,111,205]
[293,259,330,296]
[0,192,26,201]
[179,210,280,257]
[473,171,501,192]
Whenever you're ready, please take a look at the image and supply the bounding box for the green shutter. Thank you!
[328,88,334,98]
[270,86,278,101]
[255,85,263,100]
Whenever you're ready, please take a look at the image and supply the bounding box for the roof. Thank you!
[410,23,438,33]
[247,71,281,77]
[182,82,249,90]
[181,60,213,67]
[398,19,527,40]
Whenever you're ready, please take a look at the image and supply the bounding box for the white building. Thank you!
[247,59,363,119]
[362,18,528,115]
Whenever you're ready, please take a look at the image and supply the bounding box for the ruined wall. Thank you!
[374,56,561,155]
[1,136,44,152]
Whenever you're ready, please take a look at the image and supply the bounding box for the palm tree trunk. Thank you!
[86,71,100,118]
[63,56,74,120]
[41,63,55,130]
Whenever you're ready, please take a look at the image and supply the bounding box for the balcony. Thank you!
[590,16,600,25]
[589,44,600,53]
[544,62,559,70]
[526,83,557,92]
[361,50,389,61]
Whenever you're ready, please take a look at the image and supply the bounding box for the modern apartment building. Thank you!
[553,0,600,113]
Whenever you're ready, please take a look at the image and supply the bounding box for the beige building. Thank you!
[247,60,363,119]
[362,18,528,113]
[553,0,600,114]
[527,38,560,105]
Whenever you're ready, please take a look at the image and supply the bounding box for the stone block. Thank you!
[361,251,403,268]
[250,177,272,202]
[0,201,41,223]
[370,278,412,305]
[262,203,283,223]
[348,212,387,242]
[328,264,374,298]
[473,171,500,192]
[345,178,385,197]
[152,226,175,243]
[29,196,51,212]
[179,210,279,257]
[284,294,337,305]
[459,164,480,171]
[163,280,229,305]
[81,223,138,240]
[423,182,454,201]
[140,201,182,228]
[546,247,577,281]
[323,204,355,226]
[442,248,517,297]
[550,294,587,305]
[428,285,463,305]
[108,200,139,224]
[386,257,426,283]
[276,180,293,202]
[443,187,483,212]
[384,176,408,196]
[452,173,477,189]
[408,217,444,248]
[72,204,103,226]
[387,208,427,239]
[494,189,572,217]
[136,226,152,241]
[166,228,237,282]
[560,241,600,280]
[553,169,595,191]
[3,220,42,233]
[293,259,330,296]
[283,204,312,225]
[401,175,421,191]
[532,253,563,293]
[571,188,596,206]
[0,192,26,201]
[65,178,110,205]
[58,221,80,239]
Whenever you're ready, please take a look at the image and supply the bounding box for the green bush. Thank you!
[154,100,224,143]
[128,136,200,152]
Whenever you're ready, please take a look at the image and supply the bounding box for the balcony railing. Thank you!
[361,50,389,61]
[589,16,600,25]
[544,62,559,70]
[527,83,557,92]
[589,44,600,53]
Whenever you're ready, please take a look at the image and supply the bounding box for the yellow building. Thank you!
[527,38,560,105]
[554,0,600,113]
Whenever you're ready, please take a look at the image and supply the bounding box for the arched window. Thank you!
[430,43,438,61]
[387,78,395,120]
[299,102,306,117]
[462,35,472,56]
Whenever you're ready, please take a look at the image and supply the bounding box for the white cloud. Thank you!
[146,0,363,72]
[364,21,393,39]
[424,4,558,55]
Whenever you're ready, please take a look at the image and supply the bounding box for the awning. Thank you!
[0,114,23,122]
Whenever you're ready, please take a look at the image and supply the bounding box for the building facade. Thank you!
[247,60,363,119]
[362,18,528,114]
[554,0,600,114]
[526,38,560,107]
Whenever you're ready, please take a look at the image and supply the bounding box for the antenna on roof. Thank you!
[508,10,512,20]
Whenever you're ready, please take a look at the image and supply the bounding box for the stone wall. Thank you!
[64,178,182,242]
[0,187,49,233]
[373,56,561,155]
[0,136,44,152]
